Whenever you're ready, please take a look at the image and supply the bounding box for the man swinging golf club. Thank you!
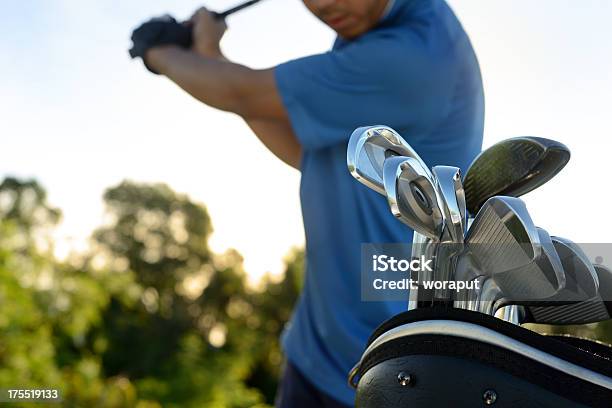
[130,0,484,406]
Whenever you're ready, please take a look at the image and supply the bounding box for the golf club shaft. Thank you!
[213,0,263,19]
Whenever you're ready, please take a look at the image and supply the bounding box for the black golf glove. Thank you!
[129,15,193,74]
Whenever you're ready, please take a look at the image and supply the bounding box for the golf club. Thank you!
[549,237,600,301]
[488,227,566,311]
[432,166,466,243]
[382,157,443,239]
[382,156,445,307]
[462,196,542,278]
[383,158,468,306]
[429,166,466,303]
[348,126,432,195]
[497,235,600,323]
[212,0,265,20]
[517,264,611,325]
[463,137,570,216]
[453,197,565,313]
[461,138,571,321]
[347,126,438,309]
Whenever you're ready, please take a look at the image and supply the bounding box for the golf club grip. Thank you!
[213,0,262,19]
[183,0,262,46]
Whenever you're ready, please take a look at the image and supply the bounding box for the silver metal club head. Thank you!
[347,125,431,195]
[432,166,466,243]
[382,156,443,240]
[496,227,565,305]
[549,237,599,301]
[464,196,542,277]
[520,264,612,325]
[479,227,568,316]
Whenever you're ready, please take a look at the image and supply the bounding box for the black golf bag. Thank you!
[349,308,612,407]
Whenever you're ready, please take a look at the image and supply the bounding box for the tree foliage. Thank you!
[0,178,303,407]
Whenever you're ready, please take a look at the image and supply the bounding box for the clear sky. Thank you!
[2,0,611,281]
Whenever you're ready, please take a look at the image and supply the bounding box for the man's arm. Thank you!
[144,10,301,169]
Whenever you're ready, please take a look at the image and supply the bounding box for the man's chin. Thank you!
[335,26,366,40]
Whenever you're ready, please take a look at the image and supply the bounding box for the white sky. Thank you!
[2,0,612,280]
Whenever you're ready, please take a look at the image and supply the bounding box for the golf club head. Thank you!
[497,235,598,317]
[550,237,599,301]
[464,196,542,276]
[347,125,431,195]
[463,137,570,215]
[432,166,466,243]
[492,227,566,310]
[422,166,466,305]
[522,264,612,325]
[383,156,444,239]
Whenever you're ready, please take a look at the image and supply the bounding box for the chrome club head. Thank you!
[463,137,570,216]
[494,227,566,306]
[455,197,547,313]
[426,166,467,305]
[347,125,431,195]
[549,237,599,301]
[432,166,466,243]
[520,264,612,325]
[382,156,443,240]
[346,126,440,311]
[497,235,599,323]
[474,226,567,315]
[464,196,542,276]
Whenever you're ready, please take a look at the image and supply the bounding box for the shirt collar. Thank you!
[381,0,397,20]
[379,0,419,26]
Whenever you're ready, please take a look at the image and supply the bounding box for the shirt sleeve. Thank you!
[274,31,455,151]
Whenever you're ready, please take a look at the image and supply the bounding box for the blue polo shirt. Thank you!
[274,0,484,404]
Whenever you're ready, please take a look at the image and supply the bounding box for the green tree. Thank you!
[92,181,274,407]
[245,248,304,402]
[0,177,305,407]
[0,177,61,232]
[0,178,143,407]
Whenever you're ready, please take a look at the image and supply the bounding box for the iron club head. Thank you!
[521,264,612,325]
[347,125,431,195]
[432,166,466,243]
[382,156,444,240]
[464,196,542,276]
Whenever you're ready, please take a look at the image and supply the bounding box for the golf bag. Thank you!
[349,308,612,407]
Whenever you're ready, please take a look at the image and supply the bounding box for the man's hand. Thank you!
[189,8,227,58]
[129,15,193,73]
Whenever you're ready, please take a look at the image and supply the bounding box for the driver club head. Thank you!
[347,125,431,195]
[463,137,570,216]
